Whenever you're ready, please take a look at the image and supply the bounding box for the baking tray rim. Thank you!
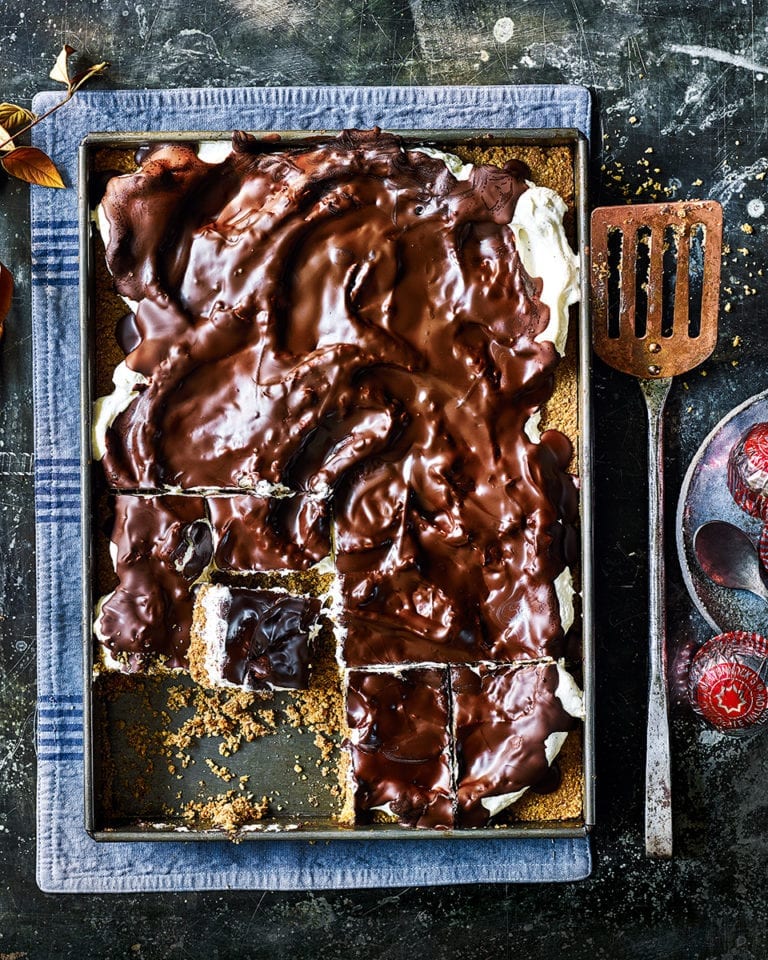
[79,126,594,842]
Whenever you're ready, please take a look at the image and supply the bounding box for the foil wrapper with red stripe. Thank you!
[759,526,768,576]
[727,422,768,521]
[688,631,768,736]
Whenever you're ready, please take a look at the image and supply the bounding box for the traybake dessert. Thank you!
[91,129,584,831]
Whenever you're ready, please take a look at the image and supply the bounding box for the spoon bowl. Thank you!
[693,520,768,605]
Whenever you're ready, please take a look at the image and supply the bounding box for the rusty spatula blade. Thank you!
[590,199,722,860]
[591,200,722,379]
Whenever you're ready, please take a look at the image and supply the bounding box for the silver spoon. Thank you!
[693,520,768,605]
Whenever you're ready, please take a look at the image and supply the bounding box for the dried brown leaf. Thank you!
[50,44,75,87]
[0,123,15,153]
[0,261,13,341]
[1,146,65,189]
[0,103,35,134]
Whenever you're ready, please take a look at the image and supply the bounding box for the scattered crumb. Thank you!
[182,791,269,835]
[165,687,276,758]
[205,758,235,782]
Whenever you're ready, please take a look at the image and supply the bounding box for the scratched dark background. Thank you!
[2,0,768,957]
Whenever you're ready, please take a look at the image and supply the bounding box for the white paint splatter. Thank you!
[709,158,768,209]
[668,43,768,75]
[230,0,311,29]
[677,74,710,113]
[493,17,515,44]
[135,3,148,39]
[662,96,742,135]
[163,29,225,62]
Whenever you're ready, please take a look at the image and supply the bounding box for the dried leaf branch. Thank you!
[0,46,108,189]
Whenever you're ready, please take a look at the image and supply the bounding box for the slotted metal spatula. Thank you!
[591,200,723,858]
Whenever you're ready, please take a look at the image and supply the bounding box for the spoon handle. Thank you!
[641,376,673,859]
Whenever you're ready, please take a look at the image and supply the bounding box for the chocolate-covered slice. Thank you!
[451,662,582,827]
[95,494,212,671]
[189,583,321,691]
[345,667,454,829]
[208,494,330,572]
[336,438,576,665]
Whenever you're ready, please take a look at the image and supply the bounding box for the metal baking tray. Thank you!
[79,128,594,841]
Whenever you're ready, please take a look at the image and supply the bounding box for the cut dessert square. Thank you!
[208,493,330,572]
[95,494,212,671]
[335,434,578,666]
[189,583,321,691]
[451,661,583,827]
[345,667,454,829]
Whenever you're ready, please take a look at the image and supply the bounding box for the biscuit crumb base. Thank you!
[508,729,584,823]
[187,583,215,689]
[455,143,576,241]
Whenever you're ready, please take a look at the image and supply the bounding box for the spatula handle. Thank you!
[641,376,673,859]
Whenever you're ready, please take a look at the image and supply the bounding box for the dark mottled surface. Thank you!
[2,0,768,956]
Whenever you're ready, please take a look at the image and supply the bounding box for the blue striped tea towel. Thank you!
[32,84,592,892]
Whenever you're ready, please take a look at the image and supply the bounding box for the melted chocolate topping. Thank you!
[99,495,211,670]
[451,662,578,826]
[98,129,578,667]
[346,667,454,829]
[346,663,577,827]
[208,494,329,571]
[220,588,320,690]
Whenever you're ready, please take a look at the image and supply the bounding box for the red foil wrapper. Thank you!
[728,423,768,520]
[759,526,768,576]
[688,631,768,736]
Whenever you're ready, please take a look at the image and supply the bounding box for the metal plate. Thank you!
[79,128,594,841]
[677,389,768,634]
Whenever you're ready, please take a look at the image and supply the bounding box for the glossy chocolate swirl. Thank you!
[208,494,330,572]
[221,588,321,691]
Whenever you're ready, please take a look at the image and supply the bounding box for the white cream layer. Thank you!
[92,361,148,461]
[512,183,580,355]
